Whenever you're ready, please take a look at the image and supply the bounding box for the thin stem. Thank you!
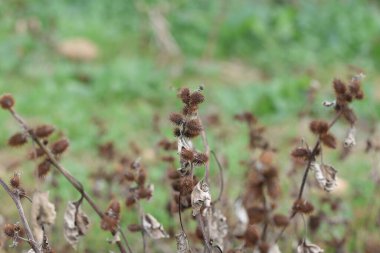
[0,178,40,253]
[198,117,210,184]
[6,108,129,253]
[118,227,133,253]
[196,214,212,253]
[211,151,224,205]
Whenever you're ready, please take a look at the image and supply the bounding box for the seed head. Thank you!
[169,113,184,126]
[8,132,27,146]
[10,173,20,188]
[272,214,289,227]
[293,199,314,214]
[51,139,69,155]
[34,125,55,138]
[3,224,15,237]
[244,225,259,247]
[309,120,329,135]
[189,91,205,106]
[37,159,51,178]
[333,79,347,95]
[320,133,337,149]
[0,94,15,109]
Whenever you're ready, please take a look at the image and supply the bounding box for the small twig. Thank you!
[118,227,133,253]
[6,107,129,253]
[196,214,212,253]
[211,151,224,205]
[0,178,41,253]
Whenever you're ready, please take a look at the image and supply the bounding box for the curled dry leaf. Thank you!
[297,240,324,253]
[176,231,191,253]
[233,199,248,236]
[344,127,356,148]
[177,137,193,154]
[310,162,337,192]
[191,180,211,216]
[208,209,228,250]
[63,201,90,248]
[142,213,169,239]
[31,192,56,244]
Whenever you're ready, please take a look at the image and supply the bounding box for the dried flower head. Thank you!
[320,133,337,149]
[51,139,69,155]
[169,113,184,126]
[244,225,259,247]
[272,214,290,227]
[309,120,329,135]
[0,94,15,109]
[34,125,55,138]
[293,199,314,214]
[10,172,21,188]
[8,132,28,146]
[38,159,51,178]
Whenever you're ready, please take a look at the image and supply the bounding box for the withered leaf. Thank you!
[310,162,337,192]
[191,180,211,216]
[344,127,356,148]
[63,201,90,248]
[297,239,324,253]
[142,213,169,239]
[176,231,191,253]
[208,209,228,250]
[31,192,56,244]
[233,199,248,236]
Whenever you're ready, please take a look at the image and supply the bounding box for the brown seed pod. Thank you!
[167,168,180,180]
[244,225,259,247]
[124,171,135,182]
[107,200,121,219]
[179,176,194,196]
[267,178,280,199]
[293,199,314,214]
[3,224,15,237]
[189,91,205,106]
[28,147,45,159]
[0,94,15,109]
[137,187,153,199]
[258,242,270,253]
[247,207,266,224]
[37,159,51,178]
[8,132,27,146]
[291,147,310,159]
[128,224,142,232]
[169,113,184,126]
[320,133,337,149]
[333,79,347,95]
[100,215,118,233]
[34,125,55,138]
[272,214,290,227]
[51,139,69,155]
[309,120,329,135]
[179,88,191,104]
[193,152,208,166]
[10,173,20,188]
[181,149,194,161]
[342,107,357,125]
[125,196,136,207]
[137,167,147,186]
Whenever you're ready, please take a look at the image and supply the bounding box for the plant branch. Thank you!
[0,177,40,253]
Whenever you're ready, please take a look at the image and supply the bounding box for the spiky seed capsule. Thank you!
[333,79,347,95]
[107,200,121,218]
[259,242,270,253]
[179,88,191,104]
[169,113,184,126]
[51,139,69,155]
[189,91,205,106]
[181,149,194,161]
[244,225,259,247]
[293,199,314,214]
[193,152,208,166]
[10,173,20,188]
[186,119,202,132]
[8,132,27,146]
[183,128,201,138]
[137,187,152,199]
[137,168,147,186]
[124,171,135,181]
[291,148,310,159]
[37,159,51,178]
[320,133,337,149]
[128,224,142,232]
[34,125,55,138]
[309,120,329,135]
[179,176,194,196]
[125,196,136,207]
[273,214,289,227]
[100,215,118,233]
[0,94,15,109]
[3,224,15,237]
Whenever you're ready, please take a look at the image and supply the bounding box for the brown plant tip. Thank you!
[309,120,329,135]
[193,152,208,166]
[291,147,310,159]
[51,139,69,155]
[127,224,142,232]
[179,88,191,104]
[3,224,15,237]
[38,159,51,178]
[320,133,337,149]
[189,91,205,106]
[293,199,314,214]
[258,242,270,253]
[0,94,15,109]
[181,149,194,161]
[244,225,259,247]
[137,187,153,200]
[179,176,194,196]
[169,112,184,126]
[10,173,20,188]
[333,79,347,95]
[125,195,136,207]
[8,132,28,146]
[34,125,55,138]
[272,214,290,227]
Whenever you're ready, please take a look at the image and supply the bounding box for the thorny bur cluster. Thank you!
[0,74,370,253]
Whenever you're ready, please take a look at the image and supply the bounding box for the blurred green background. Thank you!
[0,0,380,252]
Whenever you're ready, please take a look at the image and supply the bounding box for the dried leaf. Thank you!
[297,240,324,253]
[177,137,193,154]
[310,162,337,192]
[344,127,356,148]
[63,201,90,248]
[233,199,248,236]
[191,180,211,216]
[142,213,169,239]
[31,192,56,244]
[208,209,228,250]
[176,232,191,253]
